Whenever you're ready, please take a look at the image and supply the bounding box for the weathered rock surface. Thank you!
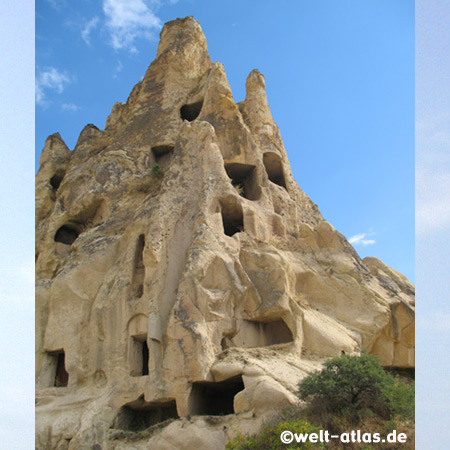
[35,17,414,450]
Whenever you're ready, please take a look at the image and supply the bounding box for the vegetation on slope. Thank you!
[226,353,414,449]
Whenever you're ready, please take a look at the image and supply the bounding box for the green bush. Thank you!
[151,164,163,177]
[385,379,415,420]
[298,352,414,423]
[226,418,327,450]
[226,354,414,450]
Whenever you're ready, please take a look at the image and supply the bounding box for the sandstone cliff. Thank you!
[35,17,414,450]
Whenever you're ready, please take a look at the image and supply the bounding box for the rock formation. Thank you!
[35,17,414,450]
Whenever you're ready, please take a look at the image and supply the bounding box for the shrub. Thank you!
[385,379,415,420]
[226,418,327,450]
[151,164,163,177]
[298,352,414,423]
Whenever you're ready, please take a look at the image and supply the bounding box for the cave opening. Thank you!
[55,351,69,387]
[263,152,287,190]
[226,319,294,349]
[47,350,69,387]
[50,170,65,191]
[220,199,244,237]
[54,224,80,245]
[188,375,244,416]
[180,101,203,122]
[130,335,149,377]
[151,145,174,167]
[112,397,179,431]
[53,202,108,248]
[141,340,149,376]
[224,163,260,201]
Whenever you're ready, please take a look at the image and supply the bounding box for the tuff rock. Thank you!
[35,17,414,450]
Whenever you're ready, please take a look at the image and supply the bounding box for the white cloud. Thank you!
[36,67,72,106]
[348,233,376,246]
[81,16,99,45]
[103,0,162,51]
[61,102,79,112]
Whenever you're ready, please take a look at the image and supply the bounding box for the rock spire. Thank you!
[36,17,414,450]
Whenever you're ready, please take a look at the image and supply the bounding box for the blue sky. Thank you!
[36,0,415,282]
[8,1,450,449]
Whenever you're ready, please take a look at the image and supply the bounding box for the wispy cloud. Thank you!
[113,60,124,78]
[102,0,162,52]
[36,67,72,106]
[61,102,79,112]
[81,16,99,45]
[45,0,68,11]
[348,233,376,246]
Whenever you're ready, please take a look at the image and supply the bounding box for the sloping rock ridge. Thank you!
[35,17,414,450]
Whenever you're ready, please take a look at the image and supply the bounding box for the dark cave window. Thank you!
[188,375,244,416]
[151,145,174,167]
[263,152,287,189]
[224,163,260,201]
[130,335,149,377]
[50,170,65,191]
[220,199,244,237]
[112,397,179,431]
[180,101,203,121]
[48,350,69,387]
[54,224,80,245]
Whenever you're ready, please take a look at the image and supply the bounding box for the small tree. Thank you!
[298,352,413,422]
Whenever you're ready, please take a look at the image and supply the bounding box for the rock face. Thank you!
[35,17,414,450]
